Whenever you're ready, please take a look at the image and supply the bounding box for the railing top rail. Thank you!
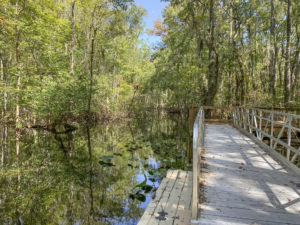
[235,107,300,120]
[192,106,205,219]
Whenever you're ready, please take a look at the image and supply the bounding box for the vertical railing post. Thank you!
[247,108,252,134]
[242,108,246,129]
[253,109,258,138]
[239,107,242,128]
[192,107,204,220]
[287,115,292,161]
[270,111,274,147]
[192,114,199,219]
[259,110,262,140]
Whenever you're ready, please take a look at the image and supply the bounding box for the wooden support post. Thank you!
[259,110,262,140]
[192,108,204,220]
[242,108,246,130]
[253,109,259,138]
[270,111,274,147]
[192,145,198,219]
[239,108,243,128]
[287,115,292,161]
[247,109,252,133]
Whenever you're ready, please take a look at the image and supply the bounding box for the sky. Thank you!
[134,0,169,45]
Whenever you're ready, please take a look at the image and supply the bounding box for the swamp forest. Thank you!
[0,0,299,224]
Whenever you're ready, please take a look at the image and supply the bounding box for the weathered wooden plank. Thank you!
[146,170,179,225]
[138,170,192,225]
[159,170,187,225]
[198,215,291,225]
[173,171,192,225]
[137,170,176,225]
[200,205,300,224]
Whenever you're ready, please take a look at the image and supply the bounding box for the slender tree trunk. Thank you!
[235,72,240,104]
[14,2,21,164]
[291,33,300,100]
[284,0,292,104]
[229,0,234,104]
[70,0,75,77]
[247,25,255,91]
[87,28,97,116]
[269,0,276,104]
[205,0,219,106]
[1,59,7,166]
[15,35,21,164]
[279,42,284,89]
[232,37,245,105]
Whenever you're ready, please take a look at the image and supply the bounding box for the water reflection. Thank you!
[0,112,191,225]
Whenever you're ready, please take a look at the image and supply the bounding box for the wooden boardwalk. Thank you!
[139,124,300,225]
[137,170,192,225]
[195,124,300,225]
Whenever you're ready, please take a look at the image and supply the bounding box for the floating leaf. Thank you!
[136,180,147,188]
[149,178,156,182]
[129,194,135,200]
[99,161,114,167]
[136,193,146,202]
[101,156,114,162]
[148,170,154,175]
[142,185,153,193]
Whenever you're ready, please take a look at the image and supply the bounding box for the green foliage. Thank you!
[143,0,300,108]
[0,0,153,125]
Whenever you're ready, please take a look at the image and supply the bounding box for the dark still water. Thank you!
[0,111,191,225]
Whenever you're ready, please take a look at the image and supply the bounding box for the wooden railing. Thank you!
[191,106,300,220]
[192,107,204,219]
[233,107,300,173]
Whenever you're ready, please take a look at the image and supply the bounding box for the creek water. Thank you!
[0,111,192,225]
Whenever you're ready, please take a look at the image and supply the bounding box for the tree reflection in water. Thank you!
[0,112,191,225]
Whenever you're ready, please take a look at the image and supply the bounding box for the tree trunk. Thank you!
[1,59,7,166]
[269,0,276,104]
[16,34,21,164]
[70,0,75,77]
[284,0,292,104]
[291,33,300,100]
[87,28,97,116]
[205,0,219,106]
[247,24,256,92]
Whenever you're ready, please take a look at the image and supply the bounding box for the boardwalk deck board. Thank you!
[137,170,192,225]
[173,171,192,225]
[137,170,175,225]
[194,124,300,225]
